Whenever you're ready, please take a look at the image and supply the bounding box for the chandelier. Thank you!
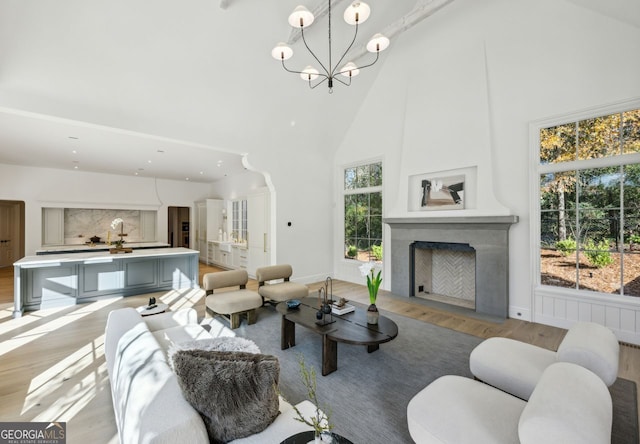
[271,1,390,93]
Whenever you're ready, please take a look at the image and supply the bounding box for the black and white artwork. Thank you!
[418,175,465,210]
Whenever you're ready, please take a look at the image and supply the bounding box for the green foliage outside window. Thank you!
[555,238,577,256]
[344,161,382,262]
[583,238,614,268]
[539,108,640,296]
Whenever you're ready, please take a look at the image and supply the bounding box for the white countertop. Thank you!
[15,247,198,267]
[36,241,170,253]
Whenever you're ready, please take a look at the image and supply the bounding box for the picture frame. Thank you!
[408,173,465,211]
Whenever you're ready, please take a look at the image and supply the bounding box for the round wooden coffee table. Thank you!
[276,297,398,375]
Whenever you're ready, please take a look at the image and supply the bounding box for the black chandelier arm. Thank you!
[280,59,330,80]
[330,22,360,78]
[337,49,381,76]
[300,26,331,77]
[308,76,329,89]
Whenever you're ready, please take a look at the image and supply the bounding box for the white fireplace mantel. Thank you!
[384,215,519,226]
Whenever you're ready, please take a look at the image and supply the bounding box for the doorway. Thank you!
[0,200,25,268]
[168,206,190,248]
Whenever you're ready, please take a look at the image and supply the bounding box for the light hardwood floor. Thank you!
[0,264,638,443]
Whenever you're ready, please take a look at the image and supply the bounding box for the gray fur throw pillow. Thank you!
[168,337,261,366]
[172,349,280,443]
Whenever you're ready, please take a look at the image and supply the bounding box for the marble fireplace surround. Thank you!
[384,215,518,319]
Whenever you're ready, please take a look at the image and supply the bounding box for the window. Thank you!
[537,107,640,297]
[231,199,247,243]
[344,161,382,262]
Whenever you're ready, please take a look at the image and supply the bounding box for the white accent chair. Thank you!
[203,269,263,329]
[407,362,612,444]
[255,264,309,304]
[469,321,619,400]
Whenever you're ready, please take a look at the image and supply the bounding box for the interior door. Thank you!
[0,203,16,267]
[168,206,190,248]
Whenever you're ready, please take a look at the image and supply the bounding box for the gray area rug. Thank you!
[229,304,638,444]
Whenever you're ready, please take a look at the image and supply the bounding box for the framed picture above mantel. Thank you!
[408,173,465,211]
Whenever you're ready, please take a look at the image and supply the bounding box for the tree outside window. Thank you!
[344,162,382,262]
[539,109,640,296]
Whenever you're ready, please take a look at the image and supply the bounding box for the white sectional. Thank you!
[104,307,316,444]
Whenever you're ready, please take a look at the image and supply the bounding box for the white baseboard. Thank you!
[508,306,531,321]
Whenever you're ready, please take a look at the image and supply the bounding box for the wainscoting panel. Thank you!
[534,287,640,345]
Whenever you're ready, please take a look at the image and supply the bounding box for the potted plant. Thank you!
[359,261,382,324]
[291,355,333,443]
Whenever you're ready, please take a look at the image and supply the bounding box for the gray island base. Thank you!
[13,247,199,317]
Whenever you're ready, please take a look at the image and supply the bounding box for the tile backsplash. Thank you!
[64,209,141,244]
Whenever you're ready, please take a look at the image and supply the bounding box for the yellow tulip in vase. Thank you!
[359,262,382,325]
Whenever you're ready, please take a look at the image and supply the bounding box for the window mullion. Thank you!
[620,164,625,295]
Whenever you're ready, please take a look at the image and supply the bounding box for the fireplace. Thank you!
[384,216,518,318]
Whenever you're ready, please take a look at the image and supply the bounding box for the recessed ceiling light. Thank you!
[199,171,204,175]
[185,177,190,181]
[72,150,77,154]
[74,166,79,169]
[134,172,139,176]
[147,160,152,164]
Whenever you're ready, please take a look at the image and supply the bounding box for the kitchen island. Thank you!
[13,247,199,317]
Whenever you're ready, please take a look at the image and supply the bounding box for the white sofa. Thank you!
[105,307,316,444]
[407,362,612,444]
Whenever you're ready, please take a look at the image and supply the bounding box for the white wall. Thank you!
[334,0,640,341]
[244,145,334,285]
[0,163,211,255]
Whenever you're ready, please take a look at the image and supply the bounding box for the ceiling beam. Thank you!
[347,0,455,63]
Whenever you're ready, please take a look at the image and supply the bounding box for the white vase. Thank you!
[308,432,332,444]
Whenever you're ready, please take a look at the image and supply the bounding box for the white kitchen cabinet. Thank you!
[139,211,157,242]
[232,245,240,267]
[231,245,249,271]
[197,202,208,262]
[239,247,248,271]
[219,250,230,267]
[196,199,223,263]
[206,199,223,241]
[207,241,231,268]
[42,208,64,246]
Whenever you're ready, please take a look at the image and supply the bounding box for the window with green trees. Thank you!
[538,108,640,296]
[344,161,382,262]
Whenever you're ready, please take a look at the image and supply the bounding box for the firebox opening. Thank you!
[410,241,476,311]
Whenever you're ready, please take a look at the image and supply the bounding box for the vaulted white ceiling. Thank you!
[0,0,635,183]
[0,0,420,182]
